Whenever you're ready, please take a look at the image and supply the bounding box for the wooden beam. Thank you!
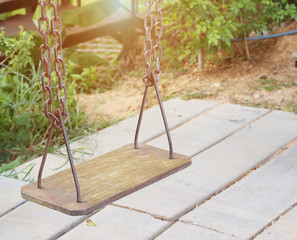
[0,7,144,48]
[63,10,144,48]
[0,0,37,14]
[61,0,71,6]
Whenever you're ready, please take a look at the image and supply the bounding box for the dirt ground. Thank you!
[79,22,297,122]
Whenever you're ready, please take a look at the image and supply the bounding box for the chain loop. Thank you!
[51,0,68,128]
[38,0,54,124]
[143,0,163,87]
[38,0,68,129]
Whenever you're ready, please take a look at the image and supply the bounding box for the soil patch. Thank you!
[79,22,297,121]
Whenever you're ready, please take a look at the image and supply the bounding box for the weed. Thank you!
[182,92,204,100]
[165,93,179,101]
[253,78,297,92]
[284,102,297,113]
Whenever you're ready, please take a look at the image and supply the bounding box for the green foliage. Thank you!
[0,28,101,168]
[163,0,297,66]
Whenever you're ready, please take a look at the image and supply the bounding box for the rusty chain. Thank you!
[152,0,163,82]
[143,0,163,87]
[38,0,68,129]
[50,0,68,128]
[143,0,154,87]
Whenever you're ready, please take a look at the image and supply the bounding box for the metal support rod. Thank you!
[134,81,174,159]
[58,110,81,203]
[38,123,55,188]
[152,78,174,159]
[134,86,149,149]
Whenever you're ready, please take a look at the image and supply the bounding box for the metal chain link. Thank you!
[38,0,57,125]
[49,0,68,128]
[152,0,163,82]
[38,0,68,129]
[143,0,163,87]
[143,0,154,87]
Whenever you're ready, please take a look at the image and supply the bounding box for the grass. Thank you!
[182,92,204,100]
[284,102,297,113]
[252,77,297,92]
[0,28,118,180]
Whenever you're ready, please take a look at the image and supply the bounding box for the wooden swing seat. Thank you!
[21,144,191,216]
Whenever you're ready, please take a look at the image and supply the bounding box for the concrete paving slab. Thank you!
[69,98,218,159]
[59,205,170,240]
[10,153,69,182]
[115,110,297,220]
[155,222,241,240]
[255,206,297,240]
[0,176,26,217]
[0,202,88,240]
[181,141,297,239]
[148,104,269,156]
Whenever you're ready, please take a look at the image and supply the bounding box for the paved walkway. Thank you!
[1,98,297,240]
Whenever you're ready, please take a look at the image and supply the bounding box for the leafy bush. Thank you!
[163,0,297,66]
[0,28,101,168]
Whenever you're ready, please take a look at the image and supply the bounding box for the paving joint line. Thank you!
[251,195,297,238]
[190,109,272,158]
[111,203,179,240]
[179,220,241,239]
[144,101,224,144]
[0,199,27,218]
[111,203,173,222]
[147,222,175,240]
[52,212,95,240]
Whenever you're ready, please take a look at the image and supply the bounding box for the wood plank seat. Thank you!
[22,144,191,216]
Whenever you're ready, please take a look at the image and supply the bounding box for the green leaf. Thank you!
[62,0,121,28]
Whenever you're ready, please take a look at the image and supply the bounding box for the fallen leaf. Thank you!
[86,219,96,227]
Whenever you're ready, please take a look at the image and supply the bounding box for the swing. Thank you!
[21,0,191,216]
